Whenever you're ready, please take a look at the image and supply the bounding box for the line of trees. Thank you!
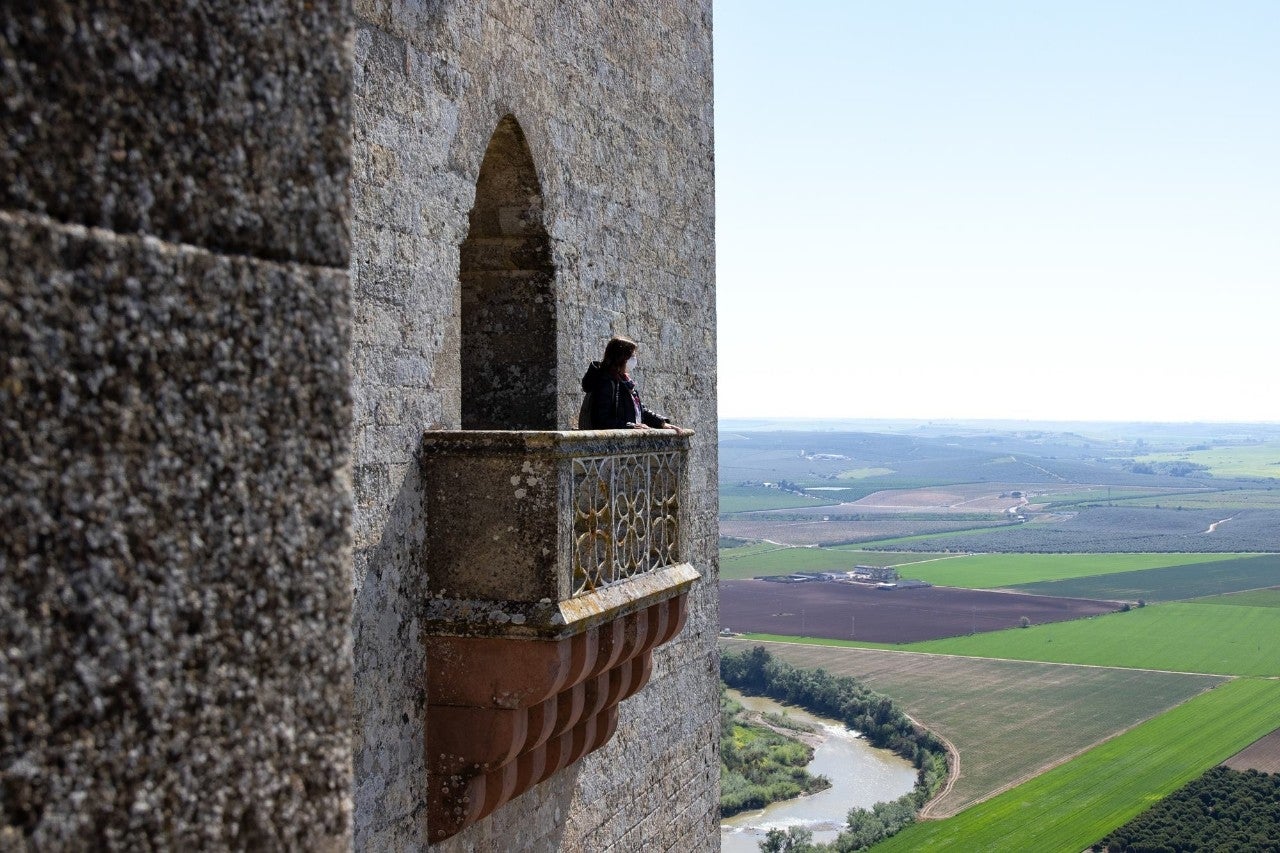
[721,646,950,852]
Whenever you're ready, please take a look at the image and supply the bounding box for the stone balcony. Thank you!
[419,429,700,841]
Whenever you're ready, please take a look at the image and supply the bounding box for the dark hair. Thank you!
[601,335,638,373]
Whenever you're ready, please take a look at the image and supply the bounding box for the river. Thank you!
[720,690,918,852]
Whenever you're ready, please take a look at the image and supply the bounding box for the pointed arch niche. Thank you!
[422,116,700,842]
[460,115,557,430]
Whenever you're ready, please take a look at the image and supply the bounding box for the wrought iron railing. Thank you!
[571,449,681,595]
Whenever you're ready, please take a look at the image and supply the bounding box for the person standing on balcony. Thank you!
[580,335,680,430]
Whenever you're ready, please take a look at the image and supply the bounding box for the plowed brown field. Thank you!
[720,579,1119,642]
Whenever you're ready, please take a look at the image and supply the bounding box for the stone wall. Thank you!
[0,3,355,849]
[348,0,718,849]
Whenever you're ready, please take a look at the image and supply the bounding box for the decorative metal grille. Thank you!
[572,450,681,595]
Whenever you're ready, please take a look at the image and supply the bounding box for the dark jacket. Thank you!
[580,362,669,429]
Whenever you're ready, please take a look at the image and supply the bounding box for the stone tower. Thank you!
[348,1,719,849]
[2,1,717,849]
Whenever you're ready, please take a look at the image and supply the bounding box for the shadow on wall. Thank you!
[430,765,581,852]
[351,462,428,848]
[351,458,582,850]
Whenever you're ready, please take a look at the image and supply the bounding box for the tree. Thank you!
[760,827,819,853]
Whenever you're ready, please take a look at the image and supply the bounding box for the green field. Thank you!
[898,603,1280,676]
[873,678,1280,852]
[885,552,1229,590]
[1012,554,1280,602]
[1188,587,1280,608]
[737,633,899,650]
[828,527,994,548]
[721,641,1225,817]
[719,484,839,514]
[718,545,950,580]
[1135,442,1280,480]
[719,544,851,579]
[1113,488,1280,510]
[836,466,895,479]
[1030,487,1210,507]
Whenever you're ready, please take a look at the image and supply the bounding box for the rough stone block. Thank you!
[0,1,351,267]
[0,210,353,849]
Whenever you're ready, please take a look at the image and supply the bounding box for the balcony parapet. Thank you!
[419,429,700,841]
[419,429,699,639]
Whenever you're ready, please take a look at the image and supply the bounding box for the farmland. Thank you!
[717,421,1280,848]
[718,516,1016,547]
[721,640,1226,817]
[895,602,1280,676]
[718,545,944,581]
[719,424,1276,496]
[1027,486,1214,508]
[1094,766,1280,851]
[1134,441,1280,480]
[1010,553,1280,602]
[870,552,1230,589]
[872,677,1280,853]
[1099,488,1280,511]
[1189,587,1280,608]
[719,484,841,514]
[867,506,1280,553]
[721,580,1118,643]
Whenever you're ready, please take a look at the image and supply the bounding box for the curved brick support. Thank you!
[426,595,688,841]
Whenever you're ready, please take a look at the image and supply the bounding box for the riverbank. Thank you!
[720,690,917,852]
[721,690,832,818]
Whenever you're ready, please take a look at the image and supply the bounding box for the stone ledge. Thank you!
[421,427,693,458]
[424,561,699,639]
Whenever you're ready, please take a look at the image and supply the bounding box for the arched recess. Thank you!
[459,115,557,430]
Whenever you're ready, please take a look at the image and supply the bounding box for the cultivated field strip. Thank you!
[719,516,1013,547]
[1189,586,1280,608]
[1011,553,1280,601]
[722,580,1117,643]
[872,506,1280,553]
[872,678,1280,852]
[717,545,941,581]
[720,640,1225,817]
[900,602,1280,677]
[1111,488,1280,511]
[1134,441,1280,480]
[890,552,1231,589]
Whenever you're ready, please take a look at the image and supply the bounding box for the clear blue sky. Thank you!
[714,1,1280,422]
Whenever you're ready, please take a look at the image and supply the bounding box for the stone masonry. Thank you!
[348,0,719,849]
[2,0,717,849]
[1,2,355,849]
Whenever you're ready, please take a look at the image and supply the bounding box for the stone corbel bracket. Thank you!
[420,430,699,842]
[426,594,689,840]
